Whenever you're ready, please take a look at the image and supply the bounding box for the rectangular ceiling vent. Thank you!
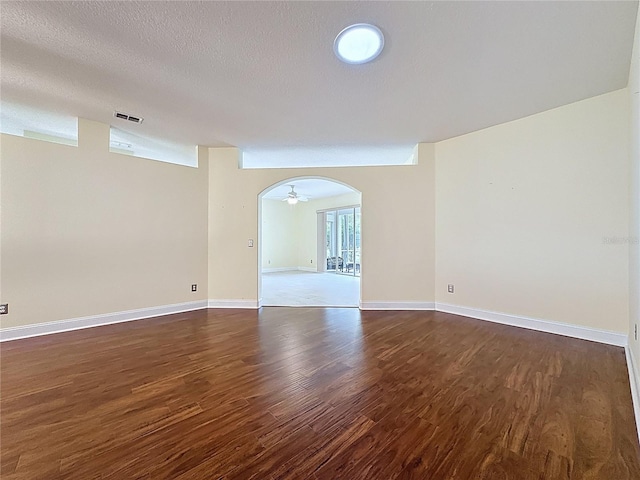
[113,111,143,124]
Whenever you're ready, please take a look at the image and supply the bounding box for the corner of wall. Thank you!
[628,4,640,397]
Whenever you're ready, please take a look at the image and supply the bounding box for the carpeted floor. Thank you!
[261,271,360,306]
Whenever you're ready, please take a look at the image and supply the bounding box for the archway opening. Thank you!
[258,177,362,307]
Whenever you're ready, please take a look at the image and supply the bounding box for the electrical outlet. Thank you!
[0,304,8,315]
[310,259,313,263]
[247,239,254,247]
[447,284,454,294]
[191,284,197,292]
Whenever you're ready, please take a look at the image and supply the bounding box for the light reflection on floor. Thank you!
[256,308,366,391]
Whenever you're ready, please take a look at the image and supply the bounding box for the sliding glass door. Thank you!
[325,206,360,276]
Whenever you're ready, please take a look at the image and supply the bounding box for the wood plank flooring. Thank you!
[1,307,639,479]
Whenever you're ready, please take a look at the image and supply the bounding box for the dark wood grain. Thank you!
[1,307,639,479]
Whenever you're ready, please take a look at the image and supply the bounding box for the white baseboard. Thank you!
[261,267,297,273]
[262,267,318,273]
[0,300,208,342]
[207,299,260,309]
[262,303,359,308]
[0,297,628,349]
[625,346,640,445]
[359,301,436,311]
[436,303,627,347]
[357,301,626,347]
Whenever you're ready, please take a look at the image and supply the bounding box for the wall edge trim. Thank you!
[261,267,318,273]
[1,299,629,349]
[207,299,260,309]
[435,303,627,346]
[626,346,640,445]
[0,300,208,342]
[359,302,436,310]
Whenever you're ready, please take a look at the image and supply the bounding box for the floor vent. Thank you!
[113,111,144,124]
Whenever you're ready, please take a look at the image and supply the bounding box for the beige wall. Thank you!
[628,8,640,383]
[0,90,632,339]
[436,89,630,332]
[208,145,436,305]
[0,119,209,328]
[261,199,298,270]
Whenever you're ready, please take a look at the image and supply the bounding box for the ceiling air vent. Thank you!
[113,111,144,124]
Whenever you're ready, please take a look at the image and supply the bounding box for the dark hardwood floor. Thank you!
[1,307,639,479]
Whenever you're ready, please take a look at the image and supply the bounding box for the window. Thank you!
[109,126,197,167]
[241,145,417,169]
[0,103,78,146]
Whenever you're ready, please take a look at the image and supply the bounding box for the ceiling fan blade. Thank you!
[299,196,309,202]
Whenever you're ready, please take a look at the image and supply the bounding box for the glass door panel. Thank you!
[326,211,337,271]
[354,207,361,276]
[325,206,360,276]
[338,208,355,276]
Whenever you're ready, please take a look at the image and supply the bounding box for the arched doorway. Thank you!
[258,177,362,307]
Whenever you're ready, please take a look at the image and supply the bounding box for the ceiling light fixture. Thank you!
[283,185,308,205]
[334,23,384,65]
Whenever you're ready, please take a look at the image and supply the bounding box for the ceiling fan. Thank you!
[282,185,309,205]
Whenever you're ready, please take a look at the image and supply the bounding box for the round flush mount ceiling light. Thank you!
[334,23,384,65]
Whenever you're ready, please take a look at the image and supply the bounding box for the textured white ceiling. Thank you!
[262,179,356,201]
[0,101,78,141]
[1,1,637,154]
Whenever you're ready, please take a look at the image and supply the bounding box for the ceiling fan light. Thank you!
[287,196,298,205]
